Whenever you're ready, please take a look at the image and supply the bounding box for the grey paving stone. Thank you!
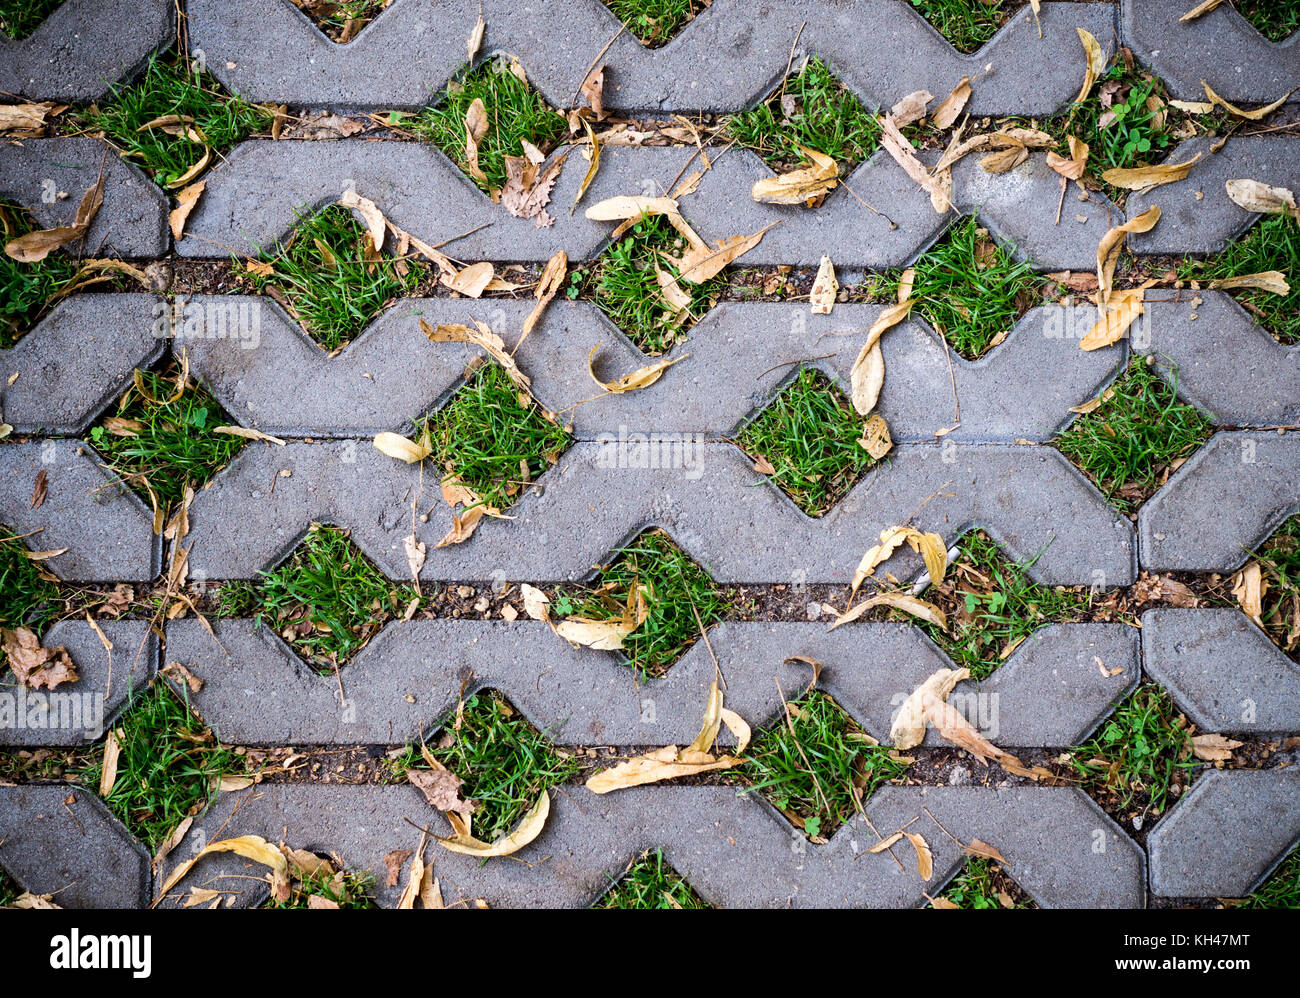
[0,784,151,908]
[1128,137,1300,256]
[183,440,1136,586]
[189,0,1114,116]
[1120,0,1300,107]
[1,619,158,747]
[1141,608,1300,734]
[1148,769,1300,897]
[155,782,1144,908]
[0,138,170,258]
[1136,292,1300,427]
[1139,430,1300,573]
[164,617,1133,748]
[0,0,172,101]
[179,297,1124,443]
[0,439,162,582]
[1,294,166,435]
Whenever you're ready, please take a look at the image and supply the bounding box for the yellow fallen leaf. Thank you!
[213,425,287,445]
[161,834,292,902]
[1202,80,1296,120]
[467,15,485,63]
[588,345,688,394]
[553,616,637,650]
[1180,0,1225,20]
[169,180,205,241]
[828,591,947,632]
[435,504,489,548]
[750,144,839,204]
[931,77,972,130]
[810,255,837,314]
[437,790,550,857]
[1191,733,1244,761]
[571,117,600,215]
[1047,135,1090,180]
[980,144,1029,174]
[905,832,934,881]
[519,250,566,349]
[1207,271,1290,295]
[858,413,893,460]
[1101,153,1202,190]
[850,298,914,415]
[1079,289,1145,350]
[1096,205,1161,303]
[464,97,489,185]
[923,691,1010,765]
[673,223,775,283]
[585,744,745,793]
[423,318,530,390]
[881,115,947,211]
[373,431,431,463]
[98,728,122,798]
[869,831,905,853]
[4,175,103,263]
[1224,178,1299,220]
[1231,561,1265,627]
[441,260,495,298]
[1075,28,1107,104]
[167,147,211,190]
[339,189,387,252]
[585,194,681,221]
[889,667,970,749]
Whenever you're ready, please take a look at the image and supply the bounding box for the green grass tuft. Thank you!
[885,216,1045,360]
[76,681,240,851]
[0,0,63,39]
[88,366,247,508]
[603,0,707,46]
[1254,516,1300,657]
[0,201,102,347]
[572,212,723,355]
[726,56,881,172]
[420,362,572,512]
[596,849,709,908]
[271,866,376,909]
[405,60,567,193]
[247,204,417,351]
[1237,0,1300,41]
[933,857,1035,908]
[294,0,391,41]
[76,54,270,188]
[1179,214,1300,345]
[907,0,1011,53]
[1054,359,1214,514]
[556,529,730,677]
[0,527,62,642]
[739,691,908,839]
[1228,844,1300,908]
[398,691,578,844]
[1068,683,1194,817]
[255,524,418,672]
[736,369,878,517]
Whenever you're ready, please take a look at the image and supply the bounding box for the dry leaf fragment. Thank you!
[1,627,79,690]
[1047,135,1090,180]
[869,831,905,853]
[422,318,530,390]
[1208,271,1290,295]
[553,616,636,650]
[1079,288,1145,350]
[4,174,103,263]
[1096,205,1161,303]
[338,189,386,252]
[169,180,205,241]
[501,152,567,227]
[464,97,490,185]
[1180,0,1225,20]
[880,115,947,211]
[966,839,1007,862]
[673,224,775,283]
[889,667,970,749]
[931,77,972,130]
[99,729,122,798]
[750,144,839,205]
[0,102,59,134]
[519,583,551,621]
[212,425,286,445]
[437,789,550,857]
[518,250,566,350]
[1101,154,1202,191]
[581,63,606,121]
[922,690,1008,765]
[1075,28,1107,104]
[467,14,485,63]
[408,766,473,819]
[891,90,933,127]
[372,431,431,464]
[1202,81,1296,120]
[858,413,893,460]
[810,255,837,314]
[828,591,947,632]
[1191,733,1244,761]
[587,345,687,394]
[1224,178,1300,220]
[435,505,489,548]
[850,297,914,415]
[442,260,495,298]
[161,835,292,902]
[1231,561,1265,627]
[904,832,934,880]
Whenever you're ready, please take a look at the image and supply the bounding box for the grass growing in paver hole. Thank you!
[88,365,247,508]
[76,681,241,851]
[270,865,377,909]
[0,201,107,348]
[907,0,1014,53]
[1237,0,1300,41]
[393,691,579,844]
[0,527,62,644]
[596,849,709,908]
[1053,358,1214,515]
[932,856,1037,909]
[0,0,63,39]
[76,53,271,189]
[1067,683,1195,820]
[737,691,909,840]
[878,216,1046,360]
[291,0,391,42]
[255,524,419,673]
[555,529,731,677]
[418,362,572,513]
[0,868,19,906]
[1179,214,1300,345]
[1252,515,1300,657]
[246,204,417,352]
[726,57,882,174]
[602,0,709,46]
[1226,844,1300,908]
[735,369,879,517]
[403,60,568,194]
[907,532,1096,681]
[568,212,724,355]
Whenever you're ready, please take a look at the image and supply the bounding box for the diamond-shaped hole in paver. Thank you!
[1247,514,1300,661]
[266,852,378,908]
[87,360,249,510]
[406,58,569,194]
[291,0,393,43]
[556,527,731,678]
[75,52,272,190]
[1067,681,1197,829]
[405,688,580,846]
[0,200,123,347]
[737,690,909,842]
[906,0,1015,54]
[1052,357,1214,516]
[0,0,65,39]
[601,0,711,48]
[1237,1,1300,42]
[893,214,1048,361]
[735,368,879,517]
[253,523,419,675]
[1178,214,1300,345]
[871,530,1099,680]
[416,360,573,514]
[725,55,882,175]
[244,203,417,352]
[594,848,712,908]
[572,211,724,355]
[931,854,1040,908]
